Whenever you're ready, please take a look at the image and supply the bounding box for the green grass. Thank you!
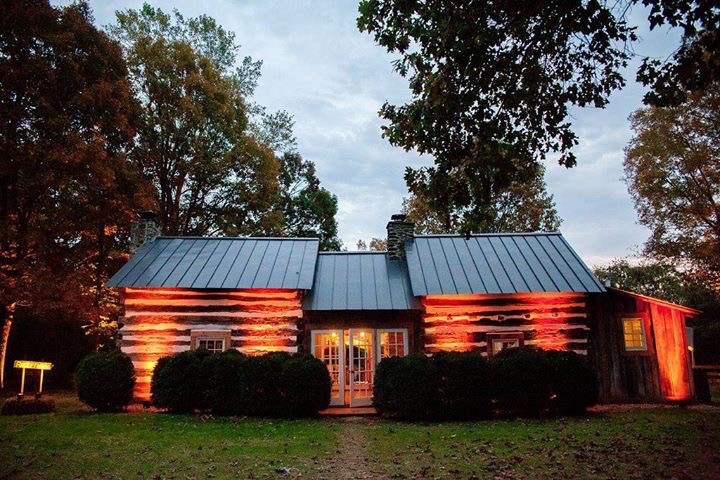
[1,392,337,479]
[2,392,719,479]
[366,408,720,479]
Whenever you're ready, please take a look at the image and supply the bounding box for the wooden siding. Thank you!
[120,288,302,400]
[422,293,590,355]
[588,291,694,402]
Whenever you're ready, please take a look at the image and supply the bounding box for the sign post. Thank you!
[13,360,53,397]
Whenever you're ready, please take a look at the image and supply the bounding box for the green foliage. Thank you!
[433,351,492,419]
[624,85,720,281]
[403,163,561,234]
[111,4,282,237]
[357,1,719,232]
[75,351,135,412]
[373,354,440,420]
[279,153,342,250]
[593,259,689,304]
[201,350,248,415]
[489,347,553,416]
[1,397,56,416]
[0,0,151,343]
[156,351,330,417]
[151,350,204,413]
[279,354,332,417]
[546,350,599,415]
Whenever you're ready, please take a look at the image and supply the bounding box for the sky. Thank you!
[58,0,681,267]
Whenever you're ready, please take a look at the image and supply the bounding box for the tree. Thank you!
[279,153,341,250]
[403,163,561,234]
[357,1,719,231]
[111,4,283,236]
[0,0,150,387]
[593,259,688,304]
[624,85,720,281]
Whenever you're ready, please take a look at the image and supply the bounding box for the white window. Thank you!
[623,318,647,351]
[377,329,409,359]
[191,330,230,353]
[487,332,524,357]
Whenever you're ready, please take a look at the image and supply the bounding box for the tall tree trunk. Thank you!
[0,303,15,390]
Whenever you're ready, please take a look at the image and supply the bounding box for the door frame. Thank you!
[310,329,345,406]
[348,328,374,407]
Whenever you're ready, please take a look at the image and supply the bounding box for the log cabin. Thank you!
[108,214,698,406]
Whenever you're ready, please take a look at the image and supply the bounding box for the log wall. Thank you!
[422,293,590,355]
[119,288,302,400]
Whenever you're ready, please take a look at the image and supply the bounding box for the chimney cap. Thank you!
[390,213,408,222]
[138,210,157,220]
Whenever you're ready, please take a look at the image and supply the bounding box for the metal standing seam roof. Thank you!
[303,252,420,310]
[405,233,606,295]
[107,237,320,290]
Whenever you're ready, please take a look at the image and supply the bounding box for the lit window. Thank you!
[197,338,225,353]
[487,332,524,357]
[623,318,647,351]
[378,329,408,359]
[191,330,230,353]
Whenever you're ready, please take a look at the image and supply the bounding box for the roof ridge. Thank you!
[412,232,561,238]
[319,251,389,255]
[156,236,320,241]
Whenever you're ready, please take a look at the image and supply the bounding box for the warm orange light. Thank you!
[422,293,588,355]
[120,287,302,401]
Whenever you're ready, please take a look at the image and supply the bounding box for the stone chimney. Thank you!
[130,211,161,253]
[386,213,414,260]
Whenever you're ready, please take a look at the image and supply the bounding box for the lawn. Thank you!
[1,392,719,479]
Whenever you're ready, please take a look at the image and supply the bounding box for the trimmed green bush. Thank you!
[373,354,439,420]
[546,350,599,414]
[151,350,204,413]
[490,347,553,416]
[434,351,491,419]
[244,352,289,416]
[75,350,135,412]
[202,350,248,416]
[1,396,56,415]
[280,354,332,417]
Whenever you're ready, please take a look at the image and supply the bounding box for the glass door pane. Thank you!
[311,330,344,406]
[348,329,374,407]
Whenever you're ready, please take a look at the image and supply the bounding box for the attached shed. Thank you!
[588,288,698,402]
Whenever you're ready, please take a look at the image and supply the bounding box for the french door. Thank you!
[311,328,408,407]
[311,330,344,406]
[348,329,374,407]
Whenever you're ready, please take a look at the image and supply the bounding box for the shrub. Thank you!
[202,350,249,416]
[433,351,491,419]
[373,354,439,420]
[546,350,599,414]
[151,350,204,413]
[490,347,553,416]
[280,354,331,417]
[75,350,135,412]
[1,397,56,415]
[244,352,290,416]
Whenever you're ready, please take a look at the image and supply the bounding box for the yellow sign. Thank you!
[14,360,53,370]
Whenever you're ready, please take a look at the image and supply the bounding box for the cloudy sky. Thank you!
[60,1,681,267]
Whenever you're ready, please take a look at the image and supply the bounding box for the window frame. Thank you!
[486,332,525,358]
[190,330,231,353]
[376,328,409,361]
[621,317,649,353]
